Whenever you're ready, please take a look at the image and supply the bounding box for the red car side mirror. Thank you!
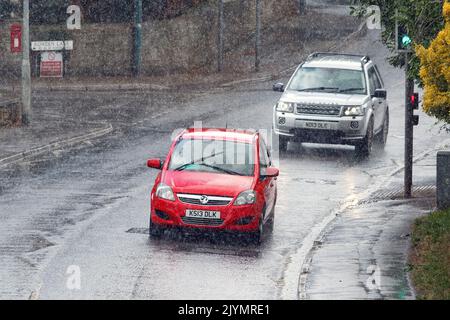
[263,167,279,178]
[147,158,163,170]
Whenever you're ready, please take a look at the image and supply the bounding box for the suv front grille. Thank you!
[296,104,341,116]
[181,217,224,226]
[177,194,233,206]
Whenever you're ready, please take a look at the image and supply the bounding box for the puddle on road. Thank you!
[126,227,261,258]
[290,177,337,185]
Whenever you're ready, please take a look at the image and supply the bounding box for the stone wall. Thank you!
[0,0,358,78]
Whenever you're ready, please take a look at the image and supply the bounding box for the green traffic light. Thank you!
[402,34,412,47]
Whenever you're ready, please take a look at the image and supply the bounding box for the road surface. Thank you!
[0,30,447,299]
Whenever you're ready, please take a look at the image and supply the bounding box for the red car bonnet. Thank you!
[161,170,255,198]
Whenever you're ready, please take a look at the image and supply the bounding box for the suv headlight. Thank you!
[276,102,294,113]
[234,190,256,206]
[343,106,365,116]
[156,183,175,201]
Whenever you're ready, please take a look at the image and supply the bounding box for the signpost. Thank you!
[40,51,63,78]
[30,41,73,78]
[31,41,73,51]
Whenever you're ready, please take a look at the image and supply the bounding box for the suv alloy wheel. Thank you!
[355,117,374,158]
[375,110,389,147]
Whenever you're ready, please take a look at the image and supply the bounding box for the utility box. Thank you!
[437,151,450,210]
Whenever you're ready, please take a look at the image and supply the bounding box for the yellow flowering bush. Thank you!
[416,1,450,124]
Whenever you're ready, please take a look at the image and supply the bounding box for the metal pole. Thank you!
[298,0,306,15]
[404,52,414,198]
[255,0,261,72]
[133,0,142,77]
[21,0,31,125]
[218,0,224,72]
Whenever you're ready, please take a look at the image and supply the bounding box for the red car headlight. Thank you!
[233,190,256,206]
[156,183,175,201]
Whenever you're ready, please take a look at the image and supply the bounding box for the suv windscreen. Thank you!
[169,138,255,176]
[287,67,367,94]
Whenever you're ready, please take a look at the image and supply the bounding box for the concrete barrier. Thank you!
[437,151,450,210]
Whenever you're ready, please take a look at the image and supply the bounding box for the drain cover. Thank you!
[360,185,435,205]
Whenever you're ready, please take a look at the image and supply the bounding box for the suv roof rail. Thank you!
[307,52,371,68]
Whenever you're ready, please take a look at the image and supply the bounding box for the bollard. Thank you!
[437,151,450,210]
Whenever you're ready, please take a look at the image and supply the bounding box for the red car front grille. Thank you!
[181,216,224,226]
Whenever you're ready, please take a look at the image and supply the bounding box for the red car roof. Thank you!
[181,128,257,143]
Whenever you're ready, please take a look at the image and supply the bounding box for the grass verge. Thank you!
[410,208,450,300]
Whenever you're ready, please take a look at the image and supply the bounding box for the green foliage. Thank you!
[31,0,70,25]
[350,0,445,84]
[411,209,450,300]
[0,1,205,24]
[416,1,450,124]
[0,1,20,20]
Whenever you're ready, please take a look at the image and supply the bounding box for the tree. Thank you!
[350,0,445,83]
[0,0,20,20]
[416,1,450,124]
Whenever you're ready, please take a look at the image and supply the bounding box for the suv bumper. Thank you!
[273,110,368,145]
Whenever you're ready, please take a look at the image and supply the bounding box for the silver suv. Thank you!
[273,52,389,157]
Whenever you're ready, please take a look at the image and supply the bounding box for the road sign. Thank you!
[40,51,63,78]
[31,41,73,51]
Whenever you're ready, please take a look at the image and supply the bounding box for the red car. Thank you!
[146,128,279,243]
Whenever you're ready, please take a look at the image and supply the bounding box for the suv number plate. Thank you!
[304,121,333,130]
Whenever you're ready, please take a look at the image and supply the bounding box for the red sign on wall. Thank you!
[40,51,63,78]
[10,24,22,53]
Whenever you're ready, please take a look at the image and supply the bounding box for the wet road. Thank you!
[0,31,448,299]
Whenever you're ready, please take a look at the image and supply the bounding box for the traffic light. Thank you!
[409,93,419,110]
[409,93,420,126]
[396,24,412,51]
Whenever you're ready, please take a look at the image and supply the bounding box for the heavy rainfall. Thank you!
[0,0,449,302]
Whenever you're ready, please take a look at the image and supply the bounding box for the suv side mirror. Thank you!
[147,158,163,170]
[373,89,387,99]
[273,83,284,92]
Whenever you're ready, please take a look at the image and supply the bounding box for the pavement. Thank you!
[0,104,112,168]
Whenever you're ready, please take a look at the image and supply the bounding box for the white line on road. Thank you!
[0,124,113,169]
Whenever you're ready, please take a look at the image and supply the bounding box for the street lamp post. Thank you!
[218,0,224,72]
[133,0,142,77]
[255,0,261,72]
[21,0,31,125]
[404,53,414,198]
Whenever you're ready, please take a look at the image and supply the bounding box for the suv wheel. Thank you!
[279,136,289,153]
[149,218,164,238]
[375,110,389,147]
[355,117,374,158]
